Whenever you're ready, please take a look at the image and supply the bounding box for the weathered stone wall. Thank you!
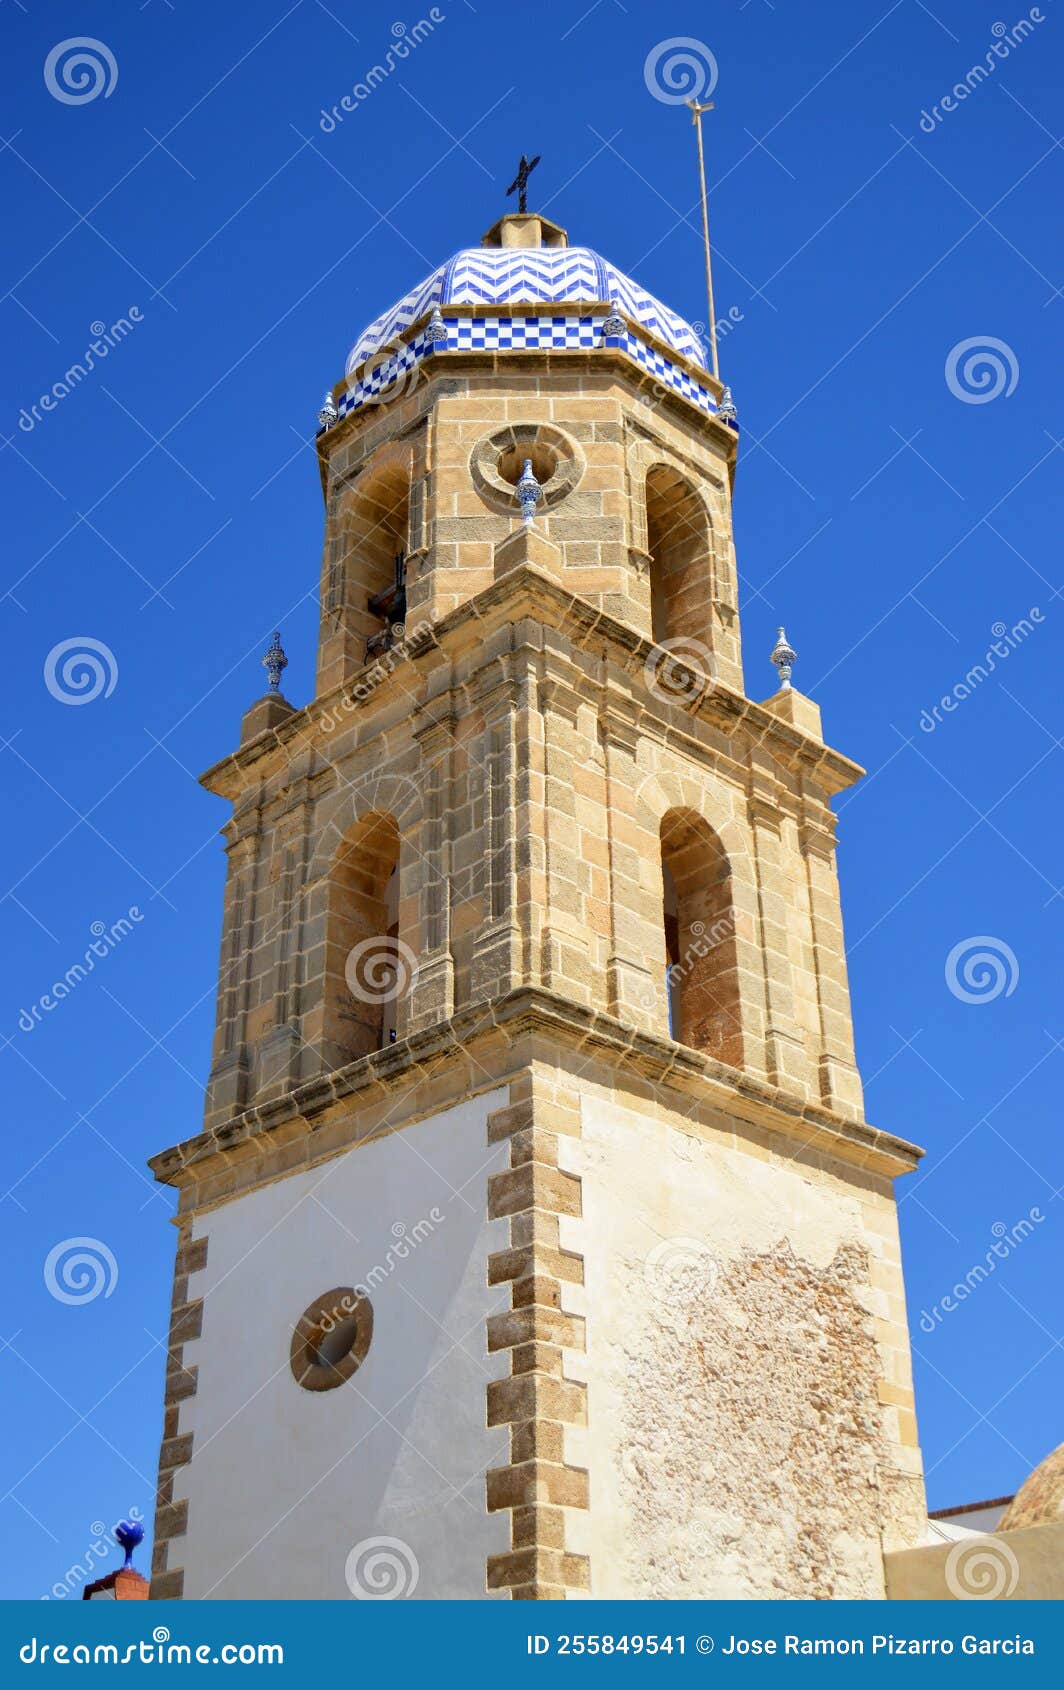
[199,570,865,1135]
[563,1092,927,1598]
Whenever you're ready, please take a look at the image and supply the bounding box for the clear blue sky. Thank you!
[2,0,1061,1600]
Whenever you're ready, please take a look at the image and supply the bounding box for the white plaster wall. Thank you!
[174,1090,510,1599]
[926,1502,1010,1542]
[568,1094,891,1599]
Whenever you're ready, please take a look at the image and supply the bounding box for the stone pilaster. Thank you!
[316,481,364,696]
[801,803,865,1121]
[250,762,313,1102]
[747,793,812,1095]
[720,821,772,1085]
[470,669,526,1003]
[203,822,261,1128]
[538,675,597,1009]
[408,709,457,1030]
[599,708,662,1035]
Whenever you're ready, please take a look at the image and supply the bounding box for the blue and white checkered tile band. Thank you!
[337,315,721,421]
[337,329,428,414]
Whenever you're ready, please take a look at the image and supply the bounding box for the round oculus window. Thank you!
[290,1287,373,1392]
[469,422,584,514]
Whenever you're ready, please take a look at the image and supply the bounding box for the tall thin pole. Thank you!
[687,97,718,381]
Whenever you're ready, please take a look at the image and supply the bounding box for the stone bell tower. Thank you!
[149,206,928,1601]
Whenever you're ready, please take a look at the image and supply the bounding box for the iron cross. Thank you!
[506,153,540,213]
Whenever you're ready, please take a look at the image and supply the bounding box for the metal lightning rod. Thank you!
[687,97,719,382]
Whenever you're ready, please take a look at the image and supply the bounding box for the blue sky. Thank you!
[1,0,1061,1600]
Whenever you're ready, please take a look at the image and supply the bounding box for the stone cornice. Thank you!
[317,325,736,474]
[200,566,864,803]
[149,985,922,1199]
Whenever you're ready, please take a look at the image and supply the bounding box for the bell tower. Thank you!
[149,207,928,1601]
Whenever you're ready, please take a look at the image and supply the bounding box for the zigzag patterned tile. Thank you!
[346,246,706,374]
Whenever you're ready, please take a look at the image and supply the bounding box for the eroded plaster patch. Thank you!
[618,1238,886,1598]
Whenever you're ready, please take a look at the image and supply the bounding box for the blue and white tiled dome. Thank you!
[328,215,730,428]
[347,245,707,375]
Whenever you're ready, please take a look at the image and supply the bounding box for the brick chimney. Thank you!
[83,1520,149,1600]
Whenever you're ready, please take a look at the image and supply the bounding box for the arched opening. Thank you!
[339,460,410,660]
[645,465,714,649]
[324,811,412,1064]
[659,809,743,1068]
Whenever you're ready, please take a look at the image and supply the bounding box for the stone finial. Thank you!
[516,458,542,525]
[718,385,738,425]
[602,298,626,337]
[318,390,338,431]
[770,625,797,691]
[263,631,288,694]
[425,304,447,345]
